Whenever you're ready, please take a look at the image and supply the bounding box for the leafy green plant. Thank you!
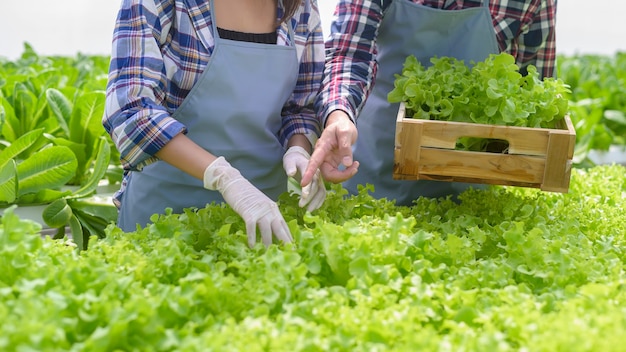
[1,44,120,247]
[557,53,626,165]
[0,43,120,185]
[388,53,571,151]
[0,129,74,204]
[1,164,625,351]
[45,87,111,185]
[389,53,570,127]
[0,129,116,248]
[40,134,117,249]
[0,82,61,147]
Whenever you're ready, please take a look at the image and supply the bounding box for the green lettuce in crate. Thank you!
[388,53,571,151]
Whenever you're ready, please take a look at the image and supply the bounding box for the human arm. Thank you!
[301,110,359,186]
[494,0,557,78]
[103,1,291,246]
[302,0,384,185]
[103,0,191,173]
[277,0,324,150]
[315,0,385,126]
[282,134,326,212]
[278,1,327,209]
[156,131,293,248]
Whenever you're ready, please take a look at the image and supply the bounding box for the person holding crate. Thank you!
[103,0,327,247]
[301,0,557,205]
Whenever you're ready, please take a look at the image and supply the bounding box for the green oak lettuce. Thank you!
[0,164,625,351]
[388,53,571,128]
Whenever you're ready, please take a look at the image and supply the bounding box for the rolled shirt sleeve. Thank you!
[103,0,187,172]
[278,0,325,147]
[315,0,558,125]
[103,0,324,172]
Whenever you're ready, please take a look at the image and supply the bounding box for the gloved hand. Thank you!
[203,157,293,248]
[282,146,326,212]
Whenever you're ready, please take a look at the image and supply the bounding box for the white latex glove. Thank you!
[282,146,326,212]
[203,157,293,247]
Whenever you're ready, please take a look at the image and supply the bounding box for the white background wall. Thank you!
[1,0,624,60]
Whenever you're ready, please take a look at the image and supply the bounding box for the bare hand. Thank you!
[301,110,359,186]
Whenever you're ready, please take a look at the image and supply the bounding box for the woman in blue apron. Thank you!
[302,0,557,206]
[103,0,326,246]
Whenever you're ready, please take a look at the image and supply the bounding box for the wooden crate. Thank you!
[393,102,577,193]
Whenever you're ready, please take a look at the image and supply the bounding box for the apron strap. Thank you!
[209,0,219,38]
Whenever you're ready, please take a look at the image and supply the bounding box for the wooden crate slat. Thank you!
[416,120,550,156]
[394,105,422,176]
[418,149,545,184]
[393,102,576,193]
[541,130,575,192]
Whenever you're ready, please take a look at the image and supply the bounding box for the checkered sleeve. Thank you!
[103,0,187,172]
[314,0,384,125]
[517,0,557,78]
[492,0,557,78]
[278,0,325,148]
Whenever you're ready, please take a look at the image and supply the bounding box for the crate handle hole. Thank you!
[455,137,510,153]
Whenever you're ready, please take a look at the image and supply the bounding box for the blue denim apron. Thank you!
[118,0,298,231]
[343,0,499,206]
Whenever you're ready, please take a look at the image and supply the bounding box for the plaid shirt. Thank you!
[315,0,557,124]
[103,0,324,173]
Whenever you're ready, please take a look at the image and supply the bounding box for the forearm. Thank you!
[155,133,218,181]
[288,134,318,156]
[326,110,353,127]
